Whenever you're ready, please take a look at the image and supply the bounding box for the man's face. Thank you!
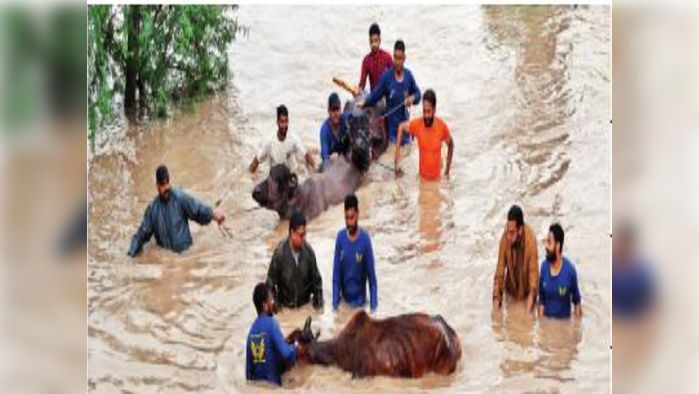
[345,208,358,234]
[263,291,275,316]
[506,220,522,247]
[393,50,405,72]
[370,34,380,53]
[545,231,558,262]
[290,225,306,251]
[277,115,289,140]
[157,181,171,202]
[613,233,633,266]
[423,101,435,128]
[329,106,341,127]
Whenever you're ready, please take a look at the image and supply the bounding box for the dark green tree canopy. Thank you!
[88,5,240,140]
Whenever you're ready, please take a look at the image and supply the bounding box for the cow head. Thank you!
[364,106,388,159]
[342,97,376,173]
[287,316,319,345]
[251,164,298,218]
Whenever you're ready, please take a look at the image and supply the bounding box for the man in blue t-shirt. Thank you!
[332,194,378,312]
[245,282,301,386]
[613,223,655,319]
[319,92,348,169]
[357,39,421,146]
[538,223,583,319]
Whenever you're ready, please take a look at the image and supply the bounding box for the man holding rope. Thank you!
[357,40,421,146]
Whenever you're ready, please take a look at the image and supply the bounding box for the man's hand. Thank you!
[357,101,365,109]
[306,153,317,172]
[405,95,414,108]
[330,152,339,162]
[394,160,404,178]
[492,300,501,312]
[526,294,535,314]
[213,209,226,225]
[249,157,259,173]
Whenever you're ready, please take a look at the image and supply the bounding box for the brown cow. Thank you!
[286,310,461,378]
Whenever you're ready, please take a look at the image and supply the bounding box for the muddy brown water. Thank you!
[88,5,610,393]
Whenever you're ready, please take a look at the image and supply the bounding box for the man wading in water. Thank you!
[492,205,539,314]
[127,165,225,256]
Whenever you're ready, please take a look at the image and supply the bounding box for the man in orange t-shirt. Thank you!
[395,89,454,181]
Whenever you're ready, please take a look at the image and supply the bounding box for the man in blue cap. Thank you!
[127,164,226,256]
[319,92,349,169]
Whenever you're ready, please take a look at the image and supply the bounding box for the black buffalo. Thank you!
[252,93,387,220]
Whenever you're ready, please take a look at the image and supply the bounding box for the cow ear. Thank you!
[288,173,298,190]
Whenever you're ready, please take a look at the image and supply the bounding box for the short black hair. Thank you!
[277,105,288,120]
[423,89,436,108]
[549,223,565,252]
[394,40,405,53]
[369,23,381,37]
[507,205,524,227]
[344,194,359,212]
[289,211,306,233]
[156,164,169,184]
[253,282,270,314]
[328,92,341,110]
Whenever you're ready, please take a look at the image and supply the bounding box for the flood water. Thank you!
[88,5,611,394]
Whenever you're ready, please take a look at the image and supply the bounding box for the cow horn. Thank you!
[303,316,312,333]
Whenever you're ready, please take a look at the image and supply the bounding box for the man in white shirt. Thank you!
[249,105,316,173]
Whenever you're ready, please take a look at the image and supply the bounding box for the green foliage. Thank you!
[0,6,85,137]
[87,5,238,138]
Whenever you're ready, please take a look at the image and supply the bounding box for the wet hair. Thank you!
[394,40,405,53]
[344,194,359,212]
[289,211,306,233]
[253,282,270,314]
[369,23,381,37]
[277,105,288,120]
[423,89,437,109]
[549,223,565,252]
[507,205,524,228]
[156,164,169,184]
